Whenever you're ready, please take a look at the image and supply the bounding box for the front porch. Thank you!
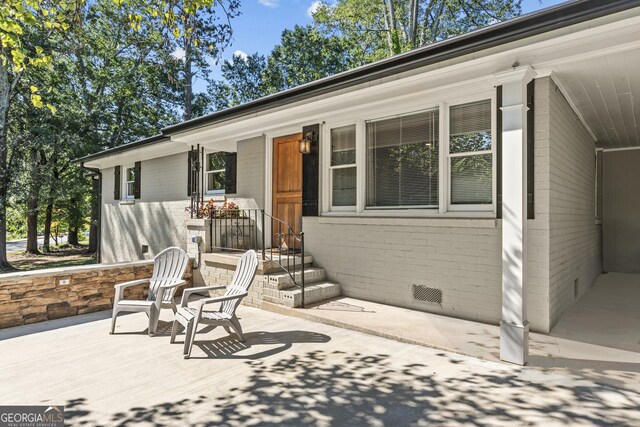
[1,296,638,425]
[265,272,640,388]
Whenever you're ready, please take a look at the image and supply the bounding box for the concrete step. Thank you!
[279,281,341,308]
[267,267,326,290]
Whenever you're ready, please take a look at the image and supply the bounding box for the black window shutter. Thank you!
[187,151,193,196]
[187,149,199,197]
[526,80,535,220]
[224,152,237,194]
[302,123,320,217]
[114,165,121,200]
[134,161,141,199]
[496,86,502,219]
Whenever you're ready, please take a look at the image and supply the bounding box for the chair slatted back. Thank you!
[147,247,190,303]
[221,250,259,316]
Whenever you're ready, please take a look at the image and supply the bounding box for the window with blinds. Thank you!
[206,153,226,194]
[330,125,356,207]
[366,109,439,208]
[448,100,493,206]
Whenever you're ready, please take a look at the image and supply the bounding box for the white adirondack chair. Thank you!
[171,249,259,358]
[110,247,190,336]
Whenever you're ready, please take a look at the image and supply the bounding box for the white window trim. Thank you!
[205,152,226,196]
[445,95,497,213]
[320,91,496,218]
[325,122,358,211]
[124,165,135,200]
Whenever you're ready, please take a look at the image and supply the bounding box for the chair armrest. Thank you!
[113,279,150,304]
[114,279,150,289]
[159,279,186,290]
[197,292,248,308]
[180,285,227,307]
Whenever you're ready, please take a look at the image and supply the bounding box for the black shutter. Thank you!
[302,123,320,217]
[114,165,121,200]
[187,151,193,196]
[187,149,199,197]
[224,152,237,194]
[496,86,502,219]
[134,161,141,199]
[526,80,535,220]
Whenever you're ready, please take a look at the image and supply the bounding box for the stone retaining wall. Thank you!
[0,261,192,329]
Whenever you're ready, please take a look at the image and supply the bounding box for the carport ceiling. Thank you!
[552,47,640,149]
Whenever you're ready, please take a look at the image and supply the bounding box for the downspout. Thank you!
[80,162,102,263]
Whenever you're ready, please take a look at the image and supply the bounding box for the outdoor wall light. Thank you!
[299,133,313,155]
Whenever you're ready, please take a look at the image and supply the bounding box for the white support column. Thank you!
[495,67,535,365]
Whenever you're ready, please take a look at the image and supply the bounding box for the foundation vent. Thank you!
[412,285,442,305]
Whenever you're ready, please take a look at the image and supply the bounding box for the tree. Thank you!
[0,0,82,269]
[208,25,353,110]
[147,0,241,120]
[314,0,522,60]
[207,52,268,111]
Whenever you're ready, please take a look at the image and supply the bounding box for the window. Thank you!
[125,167,135,199]
[330,125,356,207]
[448,99,493,207]
[206,153,225,194]
[366,109,439,208]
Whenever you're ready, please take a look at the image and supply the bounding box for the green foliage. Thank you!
[208,1,521,110]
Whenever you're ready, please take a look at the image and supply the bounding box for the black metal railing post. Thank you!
[261,209,266,260]
[300,232,305,309]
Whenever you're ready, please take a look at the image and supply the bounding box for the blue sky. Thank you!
[194,0,565,91]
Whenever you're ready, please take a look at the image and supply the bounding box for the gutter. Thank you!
[73,134,168,165]
[80,163,102,263]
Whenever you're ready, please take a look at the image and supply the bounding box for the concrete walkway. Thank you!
[264,273,640,392]
[0,305,638,426]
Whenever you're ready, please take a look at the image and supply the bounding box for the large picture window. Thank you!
[366,109,439,208]
[448,99,493,206]
[206,153,225,194]
[330,125,356,207]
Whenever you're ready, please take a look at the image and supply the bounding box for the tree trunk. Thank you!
[43,201,53,253]
[0,62,11,269]
[67,196,80,246]
[183,23,193,121]
[68,227,79,246]
[25,148,41,254]
[409,0,419,48]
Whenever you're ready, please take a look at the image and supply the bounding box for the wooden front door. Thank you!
[272,133,303,247]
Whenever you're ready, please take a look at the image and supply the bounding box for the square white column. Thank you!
[495,67,535,365]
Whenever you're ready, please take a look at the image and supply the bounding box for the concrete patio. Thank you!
[1,297,639,426]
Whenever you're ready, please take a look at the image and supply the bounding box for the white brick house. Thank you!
[75,0,640,365]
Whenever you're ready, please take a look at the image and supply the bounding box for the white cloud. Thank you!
[307,1,323,18]
[171,47,186,61]
[233,50,248,60]
[258,0,278,7]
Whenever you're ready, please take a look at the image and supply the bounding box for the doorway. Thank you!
[272,133,303,247]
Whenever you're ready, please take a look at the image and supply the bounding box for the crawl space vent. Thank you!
[412,285,442,305]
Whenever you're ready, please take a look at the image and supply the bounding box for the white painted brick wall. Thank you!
[235,135,265,208]
[100,153,192,263]
[304,78,553,332]
[546,77,601,329]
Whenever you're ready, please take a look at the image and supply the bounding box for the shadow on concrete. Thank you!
[0,310,112,341]
[63,350,640,426]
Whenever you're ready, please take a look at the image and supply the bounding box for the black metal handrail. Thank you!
[208,208,306,308]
